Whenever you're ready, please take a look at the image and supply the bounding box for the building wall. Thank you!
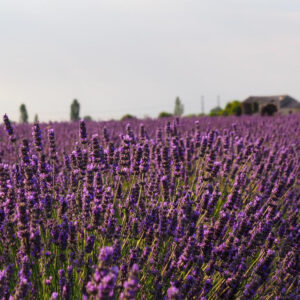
[242,99,300,115]
[259,103,279,115]
[241,102,259,114]
[279,108,300,115]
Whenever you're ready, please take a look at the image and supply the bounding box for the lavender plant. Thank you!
[0,114,299,299]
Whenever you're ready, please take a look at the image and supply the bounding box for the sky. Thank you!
[1,0,300,121]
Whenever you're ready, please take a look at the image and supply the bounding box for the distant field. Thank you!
[0,115,299,299]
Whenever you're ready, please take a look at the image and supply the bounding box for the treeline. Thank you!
[13,98,242,123]
[209,100,242,117]
[155,99,242,118]
[15,100,93,123]
[122,98,242,120]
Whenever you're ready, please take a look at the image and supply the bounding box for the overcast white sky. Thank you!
[1,0,300,121]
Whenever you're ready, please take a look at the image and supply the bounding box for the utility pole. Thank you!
[201,95,205,114]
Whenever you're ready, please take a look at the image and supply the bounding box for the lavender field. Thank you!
[0,114,299,300]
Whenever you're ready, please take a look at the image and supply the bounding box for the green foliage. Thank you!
[174,97,184,116]
[158,111,173,118]
[209,101,242,117]
[70,99,80,121]
[185,114,198,118]
[209,106,223,116]
[121,114,136,121]
[184,113,206,118]
[19,104,28,123]
[34,114,39,123]
[223,100,242,116]
[83,115,93,121]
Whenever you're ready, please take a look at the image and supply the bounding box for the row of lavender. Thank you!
[0,114,299,299]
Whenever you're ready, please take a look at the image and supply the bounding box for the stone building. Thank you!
[242,95,300,116]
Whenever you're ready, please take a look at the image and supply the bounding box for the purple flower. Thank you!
[80,119,88,144]
[120,264,140,300]
[50,292,59,299]
[167,285,181,300]
[3,114,16,142]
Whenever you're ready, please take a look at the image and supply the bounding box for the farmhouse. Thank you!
[241,95,300,116]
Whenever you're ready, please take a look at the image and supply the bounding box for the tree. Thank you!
[223,100,242,116]
[34,114,39,123]
[209,106,223,116]
[174,97,184,116]
[83,115,93,121]
[70,99,80,121]
[158,112,173,118]
[121,114,136,121]
[185,114,197,118]
[19,104,28,123]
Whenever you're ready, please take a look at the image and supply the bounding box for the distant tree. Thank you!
[121,114,136,121]
[19,104,28,123]
[174,97,184,116]
[223,100,242,116]
[185,114,198,118]
[209,106,223,116]
[83,115,93,121]
[231,101,242,116]
[34,114,39,123]
[158,112,173,118]
[70,99,80,121]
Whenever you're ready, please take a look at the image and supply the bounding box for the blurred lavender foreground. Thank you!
[0,114,299,299]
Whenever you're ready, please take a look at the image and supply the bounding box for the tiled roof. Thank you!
[244,95,300,109]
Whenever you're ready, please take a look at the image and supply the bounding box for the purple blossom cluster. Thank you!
[0,114,299,299]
